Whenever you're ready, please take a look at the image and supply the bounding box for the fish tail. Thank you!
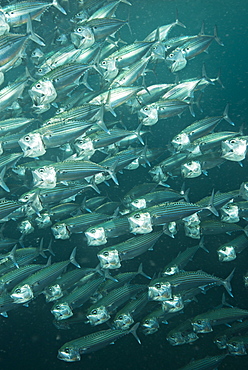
[8,245,19,268]
[214,25,224,46]
[27,16,45,46]
[198,237,209,253]
[223,268,235,297]
[223,104,234,126]
[137,263,151,279]
[175,8,186,28]
[0,166,10,192]
[128,322,141,344]
[205,189,219,217]
[107,160,119,185]
[70,247,81,268]
[52,0,67,15]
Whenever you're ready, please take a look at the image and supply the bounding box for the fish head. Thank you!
[0,11,9,35]
[220,203,239,223]
[214,335,227,349]
[181,161,202,178]
[57,346,81,362]
[240,182,248,201]
[183,212,200,226]
[162,265,180,276]
[217,245,236,262]
[11,284,33,304]
[185,332,199,344]
[114,313,134,330]
[31,48,44,65]
[97,248,121,269]
[125,158,140,170]
[138,105,158,126]
[35,213,52,229]
[227,341,247,356]
[71,26,95,49]
[142,317,160,335]
[162,295,184,313]
[130,198,147,211]
[18,133,46,158]
[163,222,178,238]
[184,224,201,239]
[32,166,57,188]
[29,80,57,106]
[94,172,109,184]
[167,332,186,346]
[170,58,187,73]
[18,220,34,235]
[148,281,172,301]
[52,223,70,240]
[171,133,190,151]
[51,302,73,321]
[151,42,165,60]
[221,138,247,162]
[85,226,107,246]
[87,305,110,326]
[73,138,95,159]
[149,165,169,183]
[44,284,63,302]
[191,318,213,333]
[128,212,153,234]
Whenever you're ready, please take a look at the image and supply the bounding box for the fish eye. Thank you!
[187,161,193,165]
[64,347,70,353]
[24,135,30,141]
[90,228,96,233]
[91,309,97,315]
[101,61,106,65]
[155,283,161,289]
[118,315,123,320]
[221,247,227,251]
[144,320,149,324]
[56,305,60,309]
[36,83,41,88]
[39,168,45,173]
[133,200,139,204]
[169,54,174,57]
[103,251,109,256]
[230,139,236,144]
[196,320,202,324]
[77,27,82,32]
[134,213,140,219]
[24,195,30,200]
[15,288,21,293]
[185,47,190,51]
[166,268,172,272]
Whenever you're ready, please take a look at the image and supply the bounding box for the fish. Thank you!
[57,322,140,362]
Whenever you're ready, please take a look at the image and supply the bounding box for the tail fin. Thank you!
[175,8,186,29]
[223,104,234,126]
[0,166,10,192]
[128,322,141,344]
[223,268,235,297]
[70,247,81,268]
[214,25,224,46]
[137,263,151,279]
[205,189,219,217]
[198,237,209,253]
[106,160,119,185]
[52,0,67,15]
[27,16,45,46]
